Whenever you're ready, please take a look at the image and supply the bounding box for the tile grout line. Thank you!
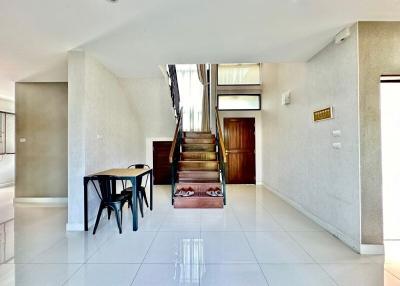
[258,191,340,286]
[61,263,85,286]
[129,222,160,286]
[384,268,400,282]
[232,206,271,286]
[285,231,339,286]
[62,212,135,285]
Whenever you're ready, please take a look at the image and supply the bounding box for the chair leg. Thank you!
[142,190,149,208]
[112,205,122,234]
[120,204,123,227]
[120,204,124,227]
[130,200,135,218]
[93,204,104,235]
[107,207,112,220]
[137,192,144,218]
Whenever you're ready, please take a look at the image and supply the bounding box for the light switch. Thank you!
[332,142,342,149]
[281,91,291,105]
[332,130,341,137]
[19,138,26,143]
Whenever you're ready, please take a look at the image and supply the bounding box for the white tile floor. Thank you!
[0,184,400,285]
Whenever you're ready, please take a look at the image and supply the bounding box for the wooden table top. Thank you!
[86,168,151,178]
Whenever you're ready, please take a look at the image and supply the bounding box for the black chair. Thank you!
[121,164,150,218]
[91,175,130,234]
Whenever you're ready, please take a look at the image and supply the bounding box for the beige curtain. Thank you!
[197,64,210,131]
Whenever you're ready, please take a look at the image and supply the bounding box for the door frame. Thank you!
[223,117,256,184]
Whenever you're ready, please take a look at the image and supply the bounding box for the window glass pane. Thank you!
[0,113,5,154]
[218,63,260,85]
[5,113,15,153]
[176,64,204,131]
[218,95,260,110]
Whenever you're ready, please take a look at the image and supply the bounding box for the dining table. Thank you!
[83,168,153,231]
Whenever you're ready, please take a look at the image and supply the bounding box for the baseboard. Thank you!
[66,218,96,232]
[14,197,68,205]
[0,182,14,188]
[66,223,85,231]
[360,244,385,255]
[261,182,361,253]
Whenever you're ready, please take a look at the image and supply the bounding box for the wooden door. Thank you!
[224,118,255,184]
[153,141,172,185]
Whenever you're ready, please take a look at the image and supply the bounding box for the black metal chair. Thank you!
[91,175,130,234]
[121,164,150,218]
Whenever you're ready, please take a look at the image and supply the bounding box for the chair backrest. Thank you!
[91,175,114,201]
[128,164,150,187]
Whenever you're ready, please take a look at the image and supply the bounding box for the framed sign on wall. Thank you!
[313,107,334,122]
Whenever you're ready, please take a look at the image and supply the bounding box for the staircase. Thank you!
[174,131,223,208]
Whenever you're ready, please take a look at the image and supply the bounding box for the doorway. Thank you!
[381,76,400,240]
[153,141,172,185]
[223,117,255,184]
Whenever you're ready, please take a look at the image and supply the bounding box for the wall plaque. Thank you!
[313,107,333,122]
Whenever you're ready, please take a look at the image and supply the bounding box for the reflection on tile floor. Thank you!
[0,184,400,285]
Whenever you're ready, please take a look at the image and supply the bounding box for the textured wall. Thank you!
[119,77,175,141]
[15,83,68,197]
[119,77,175,169]
[67,52,145,229]
[358,22,400,244]
[262,24,361,250]
[68,51,87,226]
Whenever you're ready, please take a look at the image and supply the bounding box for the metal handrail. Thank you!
[169,108,183,204]
[215,107,227,163]
[215,107,227,205]
[169,108,182,163]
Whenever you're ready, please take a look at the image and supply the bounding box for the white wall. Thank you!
[261,24,361,251]
[119,77,176,168]
[67,52,145,230]
[0,98,15,187]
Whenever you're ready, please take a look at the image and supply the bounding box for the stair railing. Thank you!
[169,108,183,205]
[167,65,180,118]
[215,107,227,205]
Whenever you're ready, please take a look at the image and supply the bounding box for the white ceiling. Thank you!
[1,0,400,98]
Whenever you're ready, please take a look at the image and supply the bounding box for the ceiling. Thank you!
[1,0,400,98]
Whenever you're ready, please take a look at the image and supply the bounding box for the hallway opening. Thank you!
[380,75,400,241]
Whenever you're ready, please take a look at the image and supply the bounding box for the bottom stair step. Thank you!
[174,192,223,208]
[176,182,221,193]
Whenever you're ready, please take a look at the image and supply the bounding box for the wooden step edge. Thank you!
[178,160,219,163]
[181,151,217,154]
[184,131,212,134]
[182,143,216,146]
[178,178,220,183]
[178,170,219,174]
[176,182,222,186]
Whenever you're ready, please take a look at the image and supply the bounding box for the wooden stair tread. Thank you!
[184,132,214,139]
[176,182,221,187]
[182,143,215,152]
[178,170,219,174]
[178,160,218,163]
[181,151,217,161]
